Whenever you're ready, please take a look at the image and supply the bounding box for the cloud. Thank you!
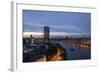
[24,23,80,32]
[50,25,80,30]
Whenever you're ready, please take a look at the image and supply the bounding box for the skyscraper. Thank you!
[44,26,49,44]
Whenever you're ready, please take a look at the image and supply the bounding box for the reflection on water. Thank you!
[59,41,91,60]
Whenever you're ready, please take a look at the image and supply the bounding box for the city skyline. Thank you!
[23,10,91,62]
[23,32,90,38]
[23,10,91,36]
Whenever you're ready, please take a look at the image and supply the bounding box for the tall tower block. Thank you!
[44,26,50,43]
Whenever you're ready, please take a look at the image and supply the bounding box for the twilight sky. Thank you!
[23,10,91,36]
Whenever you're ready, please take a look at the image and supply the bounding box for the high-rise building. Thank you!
[44,26,50,43]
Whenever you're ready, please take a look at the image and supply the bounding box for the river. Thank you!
[59,41,91,60]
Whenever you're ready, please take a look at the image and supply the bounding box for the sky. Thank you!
[23,10,91,36]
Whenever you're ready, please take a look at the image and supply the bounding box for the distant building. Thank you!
[30,35,34,44]
[44,26,50,43]
[23,37,31,45]
[23,35,35,46]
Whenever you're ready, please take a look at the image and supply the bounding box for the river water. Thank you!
[59,41,91,60]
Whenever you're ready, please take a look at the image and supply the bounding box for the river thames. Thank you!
[59,41,91,60]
